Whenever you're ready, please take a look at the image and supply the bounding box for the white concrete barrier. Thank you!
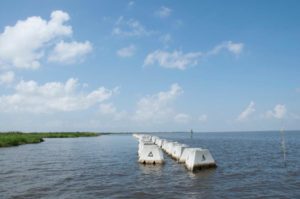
[151,136,158,143]
[163,141,171,153]
[138,141,150,156]
[185,148,216,171]
[154,138,160,145]
[132,134,141,139]
[138,143,164,164]
[139,135,152,143]
[136,134,152,156]
[178,148,199,163]
[165,142,173,154]
[156,139,165,148]
[162,140,170,151]
[171,144,188,160]
[134,134,216,170]
[166,142,178,155]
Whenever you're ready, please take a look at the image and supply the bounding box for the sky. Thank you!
[0,0,299,132]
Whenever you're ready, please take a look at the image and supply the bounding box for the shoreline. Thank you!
[0,132,101,148]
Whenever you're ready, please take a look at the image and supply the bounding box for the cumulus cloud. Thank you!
[116,44,136,57]
[208,41,244,56]
[237,101,256,121]
[265,104,287,119]
[144,41,244,70]
[112,16,153,37]
[198,114,208,122]
[0,10,72,69]
[99,103,117,114]
[0,10,92,69]
[99,103,127,120]
[48,41,92,64]
[155,6,172,18]
[144,50,202,70]
[0,78,116,113]
[133,83,183,122]
[0,71,15,84]
[174,113,190,124]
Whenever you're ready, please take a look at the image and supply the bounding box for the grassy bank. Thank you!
[0,132,100,148]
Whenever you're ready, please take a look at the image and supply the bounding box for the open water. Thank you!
[0,131,299,198]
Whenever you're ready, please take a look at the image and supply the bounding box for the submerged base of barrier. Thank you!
[138,159,164,164]
[187,163,217,171]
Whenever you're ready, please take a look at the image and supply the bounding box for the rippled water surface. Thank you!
[0,132,300,199]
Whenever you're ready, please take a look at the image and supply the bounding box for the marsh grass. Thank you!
[0,132,100,147]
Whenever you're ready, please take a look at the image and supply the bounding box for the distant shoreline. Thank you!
[0,132,102,148]
[85,130,300,134]
[1,130,299,148]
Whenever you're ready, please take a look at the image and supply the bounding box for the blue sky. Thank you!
[0,0,299,132]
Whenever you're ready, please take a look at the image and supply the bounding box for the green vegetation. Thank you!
[0,132,100,148]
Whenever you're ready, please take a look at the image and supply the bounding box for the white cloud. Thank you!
[116,44,136,57]
[237,101,256,121]
[144,50,202,70]
[0,10,72,69]
[198,114,208,122]
[0,78,116,113]
[155,6,172,18]
[99,103,117,114]
[48,41,92,64]
[133,83,183,122]
[112,16,152,37]
[0,71,15,84]
[144,41,244,70]
[99,103,127,120]
[174,113,190,124]
[209,41,244,56]
[266,104,287,119]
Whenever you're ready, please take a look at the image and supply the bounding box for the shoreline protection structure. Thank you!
[136,134,164,164]
[133,134,217,171]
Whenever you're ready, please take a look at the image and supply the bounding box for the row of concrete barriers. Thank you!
[133,134,217,171]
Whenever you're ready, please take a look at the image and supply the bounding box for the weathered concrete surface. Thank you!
[138,143,164,164]
[185,148,216,171]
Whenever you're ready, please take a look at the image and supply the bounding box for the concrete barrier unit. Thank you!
[156,139,165,148]
[138,135,152,144]
[133,134,216,170]
[151,136,159,143]
[171,144,188,160]
[185,148,216,171]
[138,142,164,164]
[165,142,179,155]
[161,140,170,151]
[135,134,152,156]
[178,148,199,163]
[133,134,164,164]
[138,140,152,156]
[162,141,168,152]
[154,138,160,145]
